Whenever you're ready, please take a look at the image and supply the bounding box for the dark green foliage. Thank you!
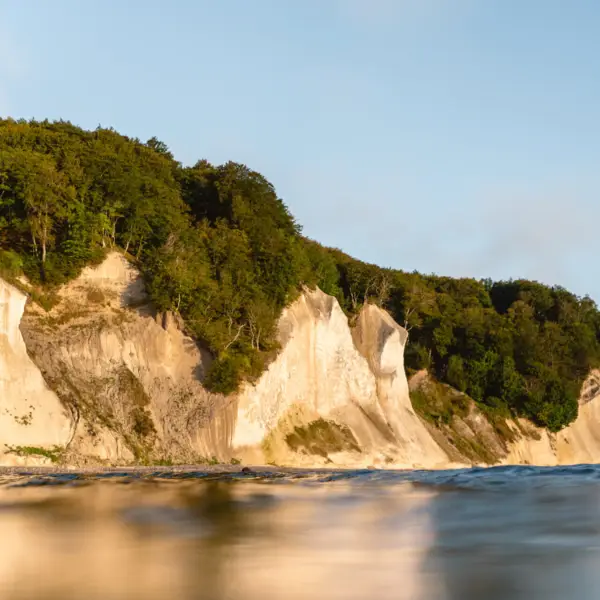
[446,355,468,392]
[144,160,305,389]
[0,118,187,283]
[300,239,343,299]
[331,250,600,431]
[0,249,22,277]
[203,354,246,395]
[0,117,598,432]
[0,118,305,394]
[131,407,156,438]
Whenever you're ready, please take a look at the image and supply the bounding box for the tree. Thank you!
[0,117,597,429]
[146,136,173,159]
[0,149,74,268]
[447,355,467,392]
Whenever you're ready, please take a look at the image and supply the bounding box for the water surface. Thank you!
[1,465,600,599]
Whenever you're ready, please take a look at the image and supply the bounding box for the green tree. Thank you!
[0,116,598,426]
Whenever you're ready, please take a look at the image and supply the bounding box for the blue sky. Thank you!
[1,0,599,299]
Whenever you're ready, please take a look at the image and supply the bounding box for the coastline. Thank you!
[0,462,476,476]
[0,464,349,476]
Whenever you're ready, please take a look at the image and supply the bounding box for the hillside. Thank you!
[1,117,600,438]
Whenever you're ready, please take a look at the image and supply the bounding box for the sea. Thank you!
[2,465,600,599]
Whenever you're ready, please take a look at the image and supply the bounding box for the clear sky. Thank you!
[1,0,599,299]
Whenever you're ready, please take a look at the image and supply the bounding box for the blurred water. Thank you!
[2,465,600,599]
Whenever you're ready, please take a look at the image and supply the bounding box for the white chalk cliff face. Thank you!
[3,251,600,468]
[232,290,448,467]
[0,279,72,464]
[353,305,448,466]
[18,253,234,465]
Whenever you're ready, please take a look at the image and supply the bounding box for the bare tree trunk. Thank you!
[111,219,118,246]
[248,310,258,349]
[41,221,48,263]
[224,324,245,351]
[376,274,391,306]
[363,278,375,305]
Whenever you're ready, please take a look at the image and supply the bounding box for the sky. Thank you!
[1,0,599,300]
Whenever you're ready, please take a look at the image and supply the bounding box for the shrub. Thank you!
[131,407,156,437]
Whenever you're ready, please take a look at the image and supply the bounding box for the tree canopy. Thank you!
[1,117,598,430]
[332,253,600,431]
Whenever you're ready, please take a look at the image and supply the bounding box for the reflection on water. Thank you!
[2,466,600,599]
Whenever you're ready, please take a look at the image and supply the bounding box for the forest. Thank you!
[1,117,598,432]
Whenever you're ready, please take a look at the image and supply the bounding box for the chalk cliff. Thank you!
[17,253,235,465]
[233,288,448,467]
[0,279,72,464]
[2,251,600,468]
[504,370,600,466]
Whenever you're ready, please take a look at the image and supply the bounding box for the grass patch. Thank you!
[25,287,60,312]
[285,418,360,458]
[411,375,513,464]
[452,435,498,465]
[149,458,174,466]
[38,309,92,329]
[0,250,23,279]
[478,401,517,444]
[138,455,224,467]
[411,382,470,426]
[5,445,64,463]
[0,264,60,312]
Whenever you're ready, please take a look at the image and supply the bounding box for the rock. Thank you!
[232,288,448,468]
[18,252,234,465]
[0,279,72,462]
[353,304,448,467]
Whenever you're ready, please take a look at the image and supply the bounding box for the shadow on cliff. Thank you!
[122,276,214,383]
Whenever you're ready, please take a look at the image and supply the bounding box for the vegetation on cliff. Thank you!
[331,251,599,432]
[0,118,315,393]
[1,118,598,431]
